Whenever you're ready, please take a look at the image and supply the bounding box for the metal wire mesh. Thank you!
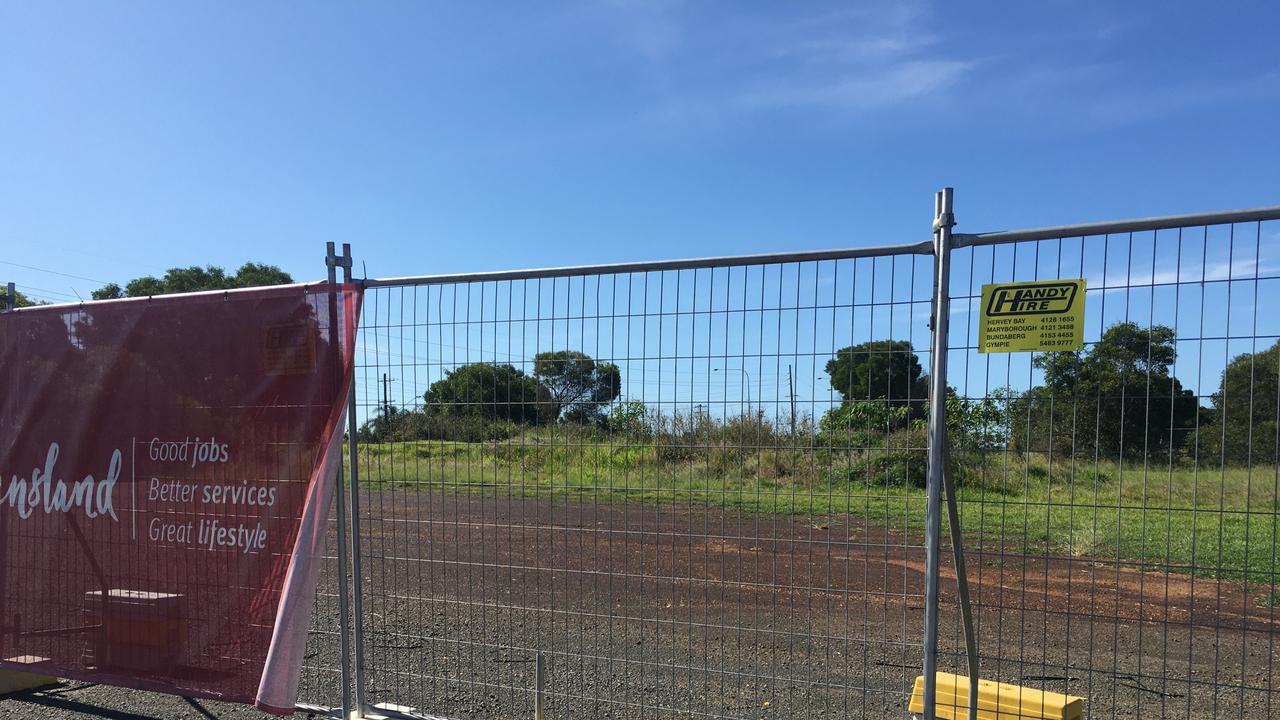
[348,252,938,719]
[295,512,347,710]
[942,219,1280,718]
[290,203,1280,719]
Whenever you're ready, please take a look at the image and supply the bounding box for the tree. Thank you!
[1012,322,1199,460]
[1198,340,1280,465]
[230,262,294,288]
[1,288,39,308]
[357,404,403,443]
[91,262,293,299]
[532,351,621,423]
[423,362,543,424]
[825,339,927,405]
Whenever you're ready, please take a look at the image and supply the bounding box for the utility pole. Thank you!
[382,373,394,416]
[2,282,14,312]
[787,364,797,434]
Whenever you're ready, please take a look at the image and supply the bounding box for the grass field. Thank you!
[349,428,1280,584]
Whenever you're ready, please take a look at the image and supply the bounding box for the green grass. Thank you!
[346,430,1280,583]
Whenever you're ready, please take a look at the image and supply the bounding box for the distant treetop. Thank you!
[1,288,40,308]
[91,262,293,300]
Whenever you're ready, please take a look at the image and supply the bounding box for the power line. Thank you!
[6,291,63,305]
[0,259,114,285]
[16,283,80,300]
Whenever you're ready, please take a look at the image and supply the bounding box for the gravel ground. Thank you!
[8,492,1278,719]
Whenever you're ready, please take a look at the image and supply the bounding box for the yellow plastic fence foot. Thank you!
[0,656,58,695]
[909,672,1084,720]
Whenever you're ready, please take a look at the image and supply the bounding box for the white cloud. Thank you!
[548,2,1279,137]
[734,59,973,113]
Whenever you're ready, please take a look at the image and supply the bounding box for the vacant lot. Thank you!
[352,434,1280,584]
[294,486,1279,719]
[18,437,1277,719]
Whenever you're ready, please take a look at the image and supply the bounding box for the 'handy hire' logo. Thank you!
[985,281,1079,316]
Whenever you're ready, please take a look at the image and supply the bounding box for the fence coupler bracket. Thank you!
[325,255,354,270]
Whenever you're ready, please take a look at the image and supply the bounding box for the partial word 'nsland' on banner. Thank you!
[0,284,361,714]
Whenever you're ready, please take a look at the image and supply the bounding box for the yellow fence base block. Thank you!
[0,656,58,695]
[909,672,1084,720]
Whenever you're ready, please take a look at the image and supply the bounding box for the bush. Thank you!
[870,427,928,488]
[945,393,1011,452]
[819,401,913,448]
[607,401,656,438]
[650,410,770,459]
[358,407,522,443]
[818,427,927,489]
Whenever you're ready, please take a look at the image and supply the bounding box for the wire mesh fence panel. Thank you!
[942,219,1280,718]
[348,250,940,719]
[295,512,347,710]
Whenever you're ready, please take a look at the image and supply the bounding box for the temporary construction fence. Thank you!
[286,191,1280,719]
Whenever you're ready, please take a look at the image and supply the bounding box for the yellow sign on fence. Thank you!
[978,278,1086,353]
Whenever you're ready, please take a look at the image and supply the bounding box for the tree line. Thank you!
[820,325,1279,466]
[2,263,294,307]
[40,264,1269,467]
[359,351,622,442]
[362,323,1279,468]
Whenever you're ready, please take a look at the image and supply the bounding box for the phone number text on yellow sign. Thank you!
[978,279,1086,353]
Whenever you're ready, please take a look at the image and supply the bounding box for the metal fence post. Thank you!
[338,243,369,714]
[923,187,955,720]
[534,651,545,720]
[325,242,354,717]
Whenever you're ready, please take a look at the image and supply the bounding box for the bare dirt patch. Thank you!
[16,491,1276,719]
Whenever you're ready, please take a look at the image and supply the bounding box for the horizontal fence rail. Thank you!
[362,242,935,288]
[953,205,1280,247]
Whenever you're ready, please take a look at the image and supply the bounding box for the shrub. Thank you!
[819,401,913,448]
[869,427,928,488]
[359,407,522,443]
[818,427,927,488]
[607,401,656,439]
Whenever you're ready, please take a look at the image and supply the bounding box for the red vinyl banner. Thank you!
[0,283,361,714]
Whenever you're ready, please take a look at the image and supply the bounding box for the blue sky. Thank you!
[2,1,1277,300]
[2,2,1278,416]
